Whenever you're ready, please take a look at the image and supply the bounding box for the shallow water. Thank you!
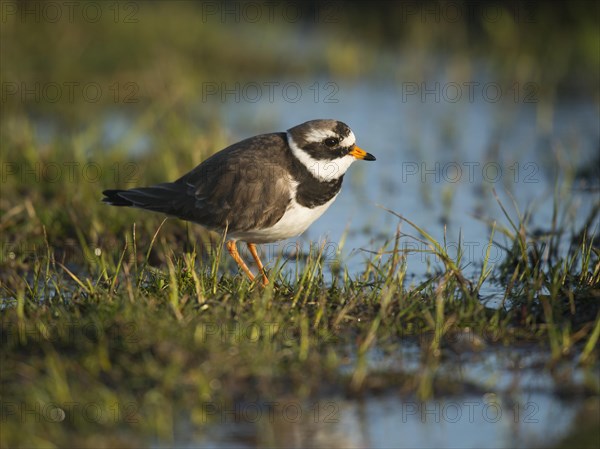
[167,75,598,447]
[210,77,599,286]
[162,344,595,448]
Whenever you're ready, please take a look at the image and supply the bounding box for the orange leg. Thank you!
[247,243,269,286]
[226,240,255,282]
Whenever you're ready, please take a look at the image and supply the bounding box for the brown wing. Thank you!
[173,132,292,232]
[103,133,293,232]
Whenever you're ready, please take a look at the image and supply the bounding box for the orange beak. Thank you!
[349,145,376,161]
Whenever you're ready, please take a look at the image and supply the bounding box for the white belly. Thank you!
[229,195,338,243]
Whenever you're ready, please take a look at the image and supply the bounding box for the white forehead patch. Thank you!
[340,130,356,148]
[305,127,337,143]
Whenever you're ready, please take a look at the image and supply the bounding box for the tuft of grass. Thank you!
[2,184,599,446]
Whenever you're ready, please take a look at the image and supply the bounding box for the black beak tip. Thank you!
[365,153,376,161]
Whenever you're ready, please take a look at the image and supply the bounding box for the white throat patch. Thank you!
[287,131,356,182]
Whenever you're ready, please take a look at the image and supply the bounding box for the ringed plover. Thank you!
[103,119,375,285]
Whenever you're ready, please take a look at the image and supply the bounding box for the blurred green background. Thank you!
[2,0,598,122]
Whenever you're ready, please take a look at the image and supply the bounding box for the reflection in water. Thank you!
[188,394,577,449]
[174,344,592,448]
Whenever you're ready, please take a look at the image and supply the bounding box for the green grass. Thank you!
[1,120,598,446]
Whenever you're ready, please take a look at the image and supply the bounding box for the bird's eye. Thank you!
[324,137,339,147]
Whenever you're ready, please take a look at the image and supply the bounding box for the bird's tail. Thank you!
[102,183,187,215]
